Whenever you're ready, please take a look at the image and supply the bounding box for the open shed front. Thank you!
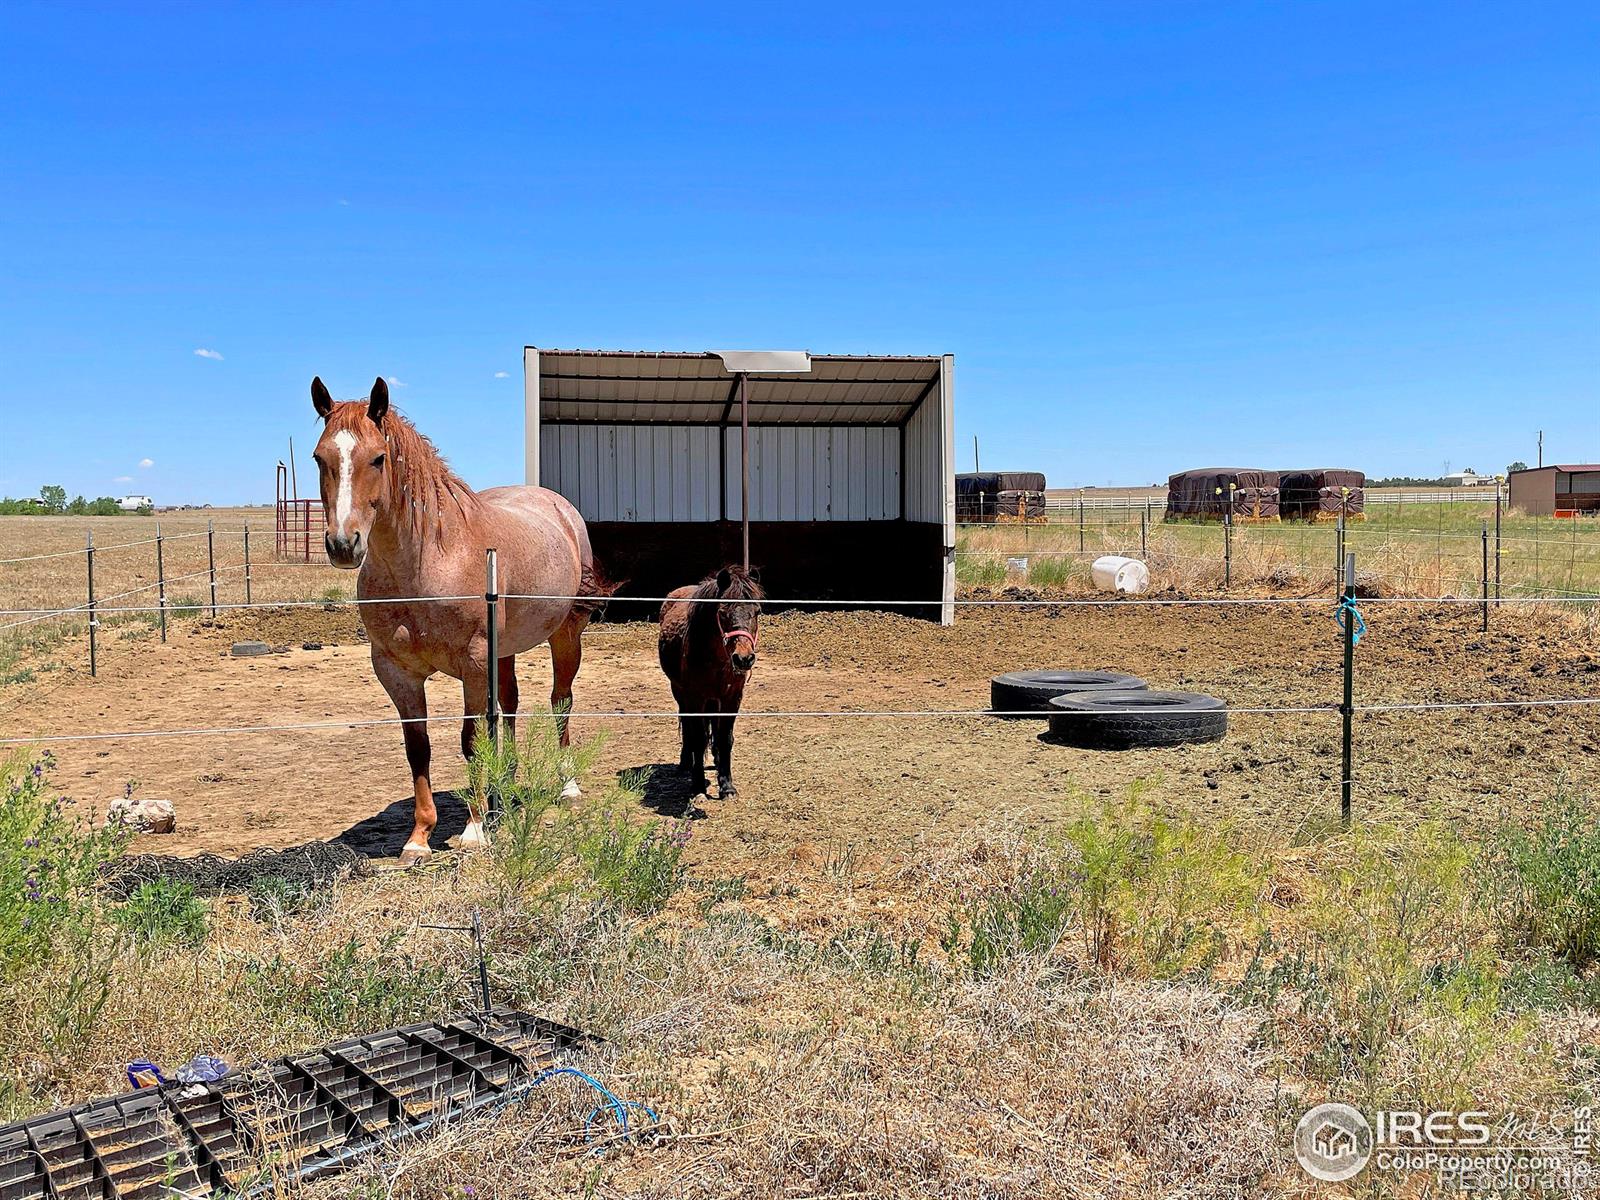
[524,349,956,623]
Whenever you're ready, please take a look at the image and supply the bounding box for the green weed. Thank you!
[241,933,455,1032]
[113,878,209,949]
[1481,788,1600,968]
[0,752,127,979]
[944,788,1261,979]
[572,806,690,916]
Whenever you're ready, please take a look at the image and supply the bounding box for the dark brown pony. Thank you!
[658,566,762,799]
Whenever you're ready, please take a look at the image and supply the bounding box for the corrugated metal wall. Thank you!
[539,424,903,522]
[724,426,900,520]
[901,362,950,527]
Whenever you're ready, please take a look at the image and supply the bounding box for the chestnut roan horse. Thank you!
[658,566,762,799]
[311,376,604,866]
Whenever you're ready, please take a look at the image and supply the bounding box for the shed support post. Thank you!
[740,373,750,571]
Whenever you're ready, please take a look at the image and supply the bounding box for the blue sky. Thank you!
[1,2,1595,504]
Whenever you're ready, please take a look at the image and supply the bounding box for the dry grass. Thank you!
[1,848,1276,1199]
[8,746,1600,1198]
[0,509,348,682]
[958,506,1600,601]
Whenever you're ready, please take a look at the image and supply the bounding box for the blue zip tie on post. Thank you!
[1335,594,1366,645]
[528,1066,659,1152]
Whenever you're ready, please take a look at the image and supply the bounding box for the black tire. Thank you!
[1045,690,1227,749]
[990,669,1147,717]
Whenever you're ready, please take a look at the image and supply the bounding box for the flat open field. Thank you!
[962,502,1600,598]
[6,562,1600,1194]
[7,600,1598,894]
[0,509,347,683]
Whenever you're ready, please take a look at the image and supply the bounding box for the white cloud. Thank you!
[338,198,350,206]
[493,371,510,379]
[193,348,224,360]
[386,376,406,388]
[138,458,154,469]
[113,475,133,483]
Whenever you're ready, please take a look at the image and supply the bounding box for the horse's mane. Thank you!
[324,400,476,545]
[691,566,764,604]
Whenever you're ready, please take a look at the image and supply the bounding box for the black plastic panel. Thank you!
[0,1009,590,1198]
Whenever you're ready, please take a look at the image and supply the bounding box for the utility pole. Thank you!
[1538,430,1543,469]
[973,436,979,473]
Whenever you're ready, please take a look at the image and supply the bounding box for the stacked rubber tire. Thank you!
[989,670,1148,716]
[989,669,1227,750]
[1045,691,1227,749]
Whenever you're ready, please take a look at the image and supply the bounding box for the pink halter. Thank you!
[722,626,758,650]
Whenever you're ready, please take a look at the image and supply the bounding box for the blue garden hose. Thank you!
[527,1066,659,1150]
[1334,594,1365,645]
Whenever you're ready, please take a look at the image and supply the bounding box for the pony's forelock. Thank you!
[693,565,764,603]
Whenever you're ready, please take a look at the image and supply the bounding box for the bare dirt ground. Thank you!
[6,601,1599,931]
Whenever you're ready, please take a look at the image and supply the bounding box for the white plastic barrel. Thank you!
[1091,555,1150,594]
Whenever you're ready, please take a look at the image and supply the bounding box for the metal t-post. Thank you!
[1481,523,1489,632]
[1494,479,1503,604]
[1340,552,1357,828]
[86,531,97,677]
[155,522,167,643]
[485,548,500,749]
[1223,511,1232,589]
[206,519,217,618]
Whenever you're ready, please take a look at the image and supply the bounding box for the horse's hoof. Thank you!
[399,843,433,868]
[561,779,581,801]
[458,820,489,851]
[719,782,738,800]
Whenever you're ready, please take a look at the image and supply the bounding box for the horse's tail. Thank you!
[572,561,624,619]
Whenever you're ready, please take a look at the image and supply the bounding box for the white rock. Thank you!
[106,796,177,834]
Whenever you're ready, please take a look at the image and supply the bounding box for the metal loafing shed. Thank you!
[524,348,956,623]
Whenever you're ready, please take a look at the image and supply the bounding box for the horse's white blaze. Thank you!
[332,429,358,536]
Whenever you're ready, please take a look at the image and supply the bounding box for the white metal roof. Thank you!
[532,348,942,425]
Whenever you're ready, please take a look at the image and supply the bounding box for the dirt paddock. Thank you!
[5,601,1599,925]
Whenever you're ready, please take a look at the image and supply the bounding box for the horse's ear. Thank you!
[367,377,389,424]
[716,567,732,592]
[311,376,334,419]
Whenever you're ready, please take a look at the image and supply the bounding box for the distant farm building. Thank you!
[1279,469,1365,522]
[1164,468,1280,522]
[1443,470,1495,487]
[955,472,1046,522]
[524,348,957,623]
[118,495,153,511]
[1508,465,1600,517]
